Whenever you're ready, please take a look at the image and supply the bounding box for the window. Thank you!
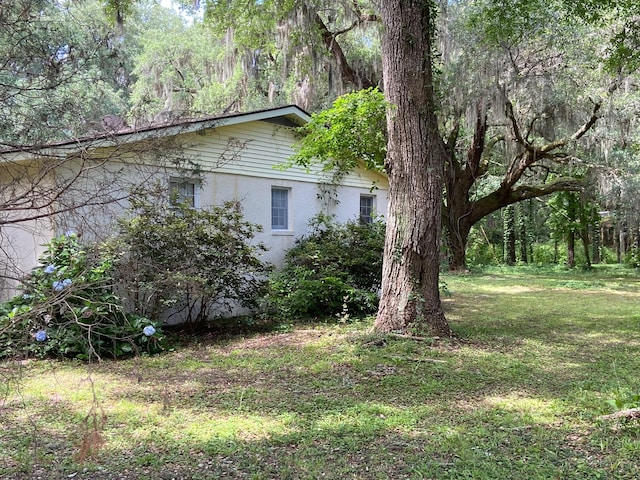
[271,187,289,230]
[169,179,199,208]
[360,195,376,224]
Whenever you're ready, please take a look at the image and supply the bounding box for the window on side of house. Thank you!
[169,179,199,208]
[271,187,290,230]
[360,194,376,224]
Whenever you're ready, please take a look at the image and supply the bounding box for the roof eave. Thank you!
[1,105,311,161]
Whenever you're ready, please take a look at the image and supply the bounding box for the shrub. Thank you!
[112,196,270,324]
[266,217,384,319]
[0,233,162,360]
[532,242,558,265]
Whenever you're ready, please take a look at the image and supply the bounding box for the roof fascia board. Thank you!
[2,106,311,162]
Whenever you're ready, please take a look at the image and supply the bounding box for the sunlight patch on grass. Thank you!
[313,402,416,434]
[483,284,542,294]
[481,391,562,424]
[180,412,296,442]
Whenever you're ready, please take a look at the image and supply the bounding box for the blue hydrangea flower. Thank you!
[53,279,72,291]
[22,293,31,300]
[44,264,56,274]
[143,325,156,337]
[35,330,47,342]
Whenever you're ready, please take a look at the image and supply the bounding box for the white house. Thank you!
[0,105,388,299]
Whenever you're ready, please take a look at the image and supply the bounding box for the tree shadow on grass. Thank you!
[4,308,640,479]
[5,395,637,479]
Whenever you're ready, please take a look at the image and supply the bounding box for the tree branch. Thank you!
[468,177,584,226]
[505,97,528,148]
[502,98,601,190]
[600,408,640,421]
[540,101,601,153]
[314,13,375,89]
[466,101,489,179]
[510,177,584,201]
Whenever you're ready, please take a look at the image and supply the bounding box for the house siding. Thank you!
[0,107,389,300]
[182,120,386,189]
[179,120,387,266]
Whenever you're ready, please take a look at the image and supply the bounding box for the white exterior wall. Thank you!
[0,114,389,287]
[198,171,386,266]
[166,119,388,267]
[0,159,56,298]
[0,220,52,298]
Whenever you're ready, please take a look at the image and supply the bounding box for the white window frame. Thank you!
[169,178,200,208]
[359,194,376,224]
[271,186,291,231]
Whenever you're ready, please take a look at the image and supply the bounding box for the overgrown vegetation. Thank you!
[266,217,385,319]
[0,197,271,359]
[0,233,162,360]
[112,195,270,325]
[2,267,640,478]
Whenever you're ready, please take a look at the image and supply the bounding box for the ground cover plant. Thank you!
[1,267,640,479]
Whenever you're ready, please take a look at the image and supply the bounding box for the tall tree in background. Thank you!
[438,0,609,270]
[374,0,451,336]
[128,0,381,120]
[0,0,136,146]
[548,190,600,268]
[502,205,516,266]
[0,0,194,294]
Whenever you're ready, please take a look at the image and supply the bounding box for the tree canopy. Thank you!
[0,0,136,146]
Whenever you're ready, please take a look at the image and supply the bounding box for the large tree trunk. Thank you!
[446,223,472,271]
[444,184,474,271]
[374,0,451,337]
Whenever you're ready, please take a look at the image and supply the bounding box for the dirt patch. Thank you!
[220,329,329,353]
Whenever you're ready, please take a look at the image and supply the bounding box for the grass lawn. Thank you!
[2,266,640,479]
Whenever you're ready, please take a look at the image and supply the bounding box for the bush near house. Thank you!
[0,233,162,360]
[0,197,272,359]
[112,195,271,325]
[266,217,385,318]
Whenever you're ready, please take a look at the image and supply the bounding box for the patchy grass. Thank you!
[2,267,640,479]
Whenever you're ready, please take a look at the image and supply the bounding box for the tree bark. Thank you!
[615,222,621,263]
[374,0,451,337]
[314,13,376,90]
[580,228,591,268]
[443,174,475,271]
[592,222,601,264]
[518,203,529,263]
[446,221,472,271]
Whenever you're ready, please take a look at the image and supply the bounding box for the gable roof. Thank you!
[1,105,311,161]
